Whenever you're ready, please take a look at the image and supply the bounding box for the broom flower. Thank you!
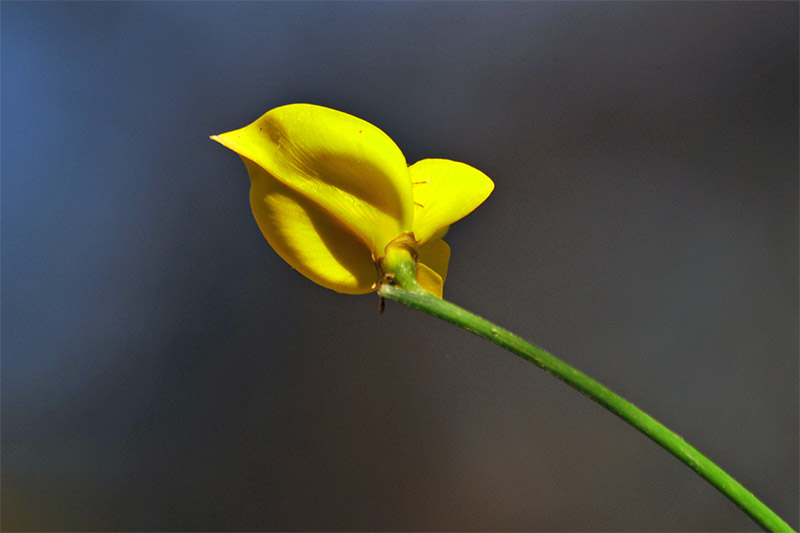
[211,103,493,297]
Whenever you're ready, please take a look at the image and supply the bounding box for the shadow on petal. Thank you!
[244,158,379,294]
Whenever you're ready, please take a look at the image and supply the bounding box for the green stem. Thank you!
[377,264,793,532]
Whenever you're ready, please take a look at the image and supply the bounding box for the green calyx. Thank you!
[379,232,426,294]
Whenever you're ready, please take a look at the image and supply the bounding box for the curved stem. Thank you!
[378,275,793,532]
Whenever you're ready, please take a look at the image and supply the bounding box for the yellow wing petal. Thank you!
[212,104,414,256]
[245,158,379,294]
[416,239,451,298]
[410,159,494,245]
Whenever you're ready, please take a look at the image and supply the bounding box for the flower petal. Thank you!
[415,263,444,298]
[213,104,414,256]
[245,158,379,294]
[416,239,450,297]
[418,238,450,283]
[410,159,494,245]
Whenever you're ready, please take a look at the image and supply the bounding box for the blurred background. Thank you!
[2,2,797,531]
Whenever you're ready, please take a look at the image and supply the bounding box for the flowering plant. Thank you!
[214,104,791,532]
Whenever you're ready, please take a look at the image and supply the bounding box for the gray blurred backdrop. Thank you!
[2,2,797,531]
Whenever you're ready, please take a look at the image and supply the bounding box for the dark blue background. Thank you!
[2,2,797,530]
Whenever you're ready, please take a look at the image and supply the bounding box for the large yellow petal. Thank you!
[245,158,379,294]
[410,159,494,245]
[212,104,414,256]
[416,239,451,298]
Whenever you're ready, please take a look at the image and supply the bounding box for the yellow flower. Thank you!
[211,104,493,297]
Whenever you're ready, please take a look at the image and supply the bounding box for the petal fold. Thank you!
[213,104,414,255]
[245,158,378,294]
[410,159,494,245]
